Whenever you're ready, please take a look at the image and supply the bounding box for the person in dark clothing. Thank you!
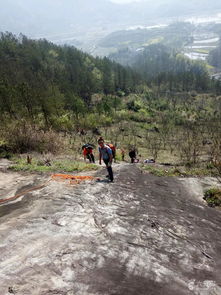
[121,148,125,161]
[129,148,136,163]
[98,138,114,182]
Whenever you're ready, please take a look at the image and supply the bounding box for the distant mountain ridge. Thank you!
[0,0,221,40]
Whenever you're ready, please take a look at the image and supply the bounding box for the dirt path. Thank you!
[0,164,220,295]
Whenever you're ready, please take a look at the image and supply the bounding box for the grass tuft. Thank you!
[10,157,98,173]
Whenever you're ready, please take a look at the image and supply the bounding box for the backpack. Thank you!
[107,143,116,152]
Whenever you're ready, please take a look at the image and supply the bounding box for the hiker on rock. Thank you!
[121,148,125,161]
[83,145,95,163]
[98,137,114,182]
[129,147,137,163]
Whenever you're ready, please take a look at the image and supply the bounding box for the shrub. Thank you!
[3,122,65,154]
[203,188,221,207]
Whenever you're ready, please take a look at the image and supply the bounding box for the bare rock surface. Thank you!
[0,164,221,295]
[0,159,13,172]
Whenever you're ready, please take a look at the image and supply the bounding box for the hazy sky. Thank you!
[111,0,142,3]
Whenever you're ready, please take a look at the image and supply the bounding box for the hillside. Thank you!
[0,32,140,132]
[0,32,221,173]
[97,21,221,57]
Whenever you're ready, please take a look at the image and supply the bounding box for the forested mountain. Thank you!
[133,45,211,91]
[0,30,217,131]
[100,22,193,50]
[0,33,140,126]
[0,32,221,165]
[110,43,211,91]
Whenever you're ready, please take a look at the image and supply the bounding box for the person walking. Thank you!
[129,148,136,163]
[121,148,125,161]
[83,145,95,163]
[98,137,114,182]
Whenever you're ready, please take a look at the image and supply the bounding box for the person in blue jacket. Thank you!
[98,137,114,182]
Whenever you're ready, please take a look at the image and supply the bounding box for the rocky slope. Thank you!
[0,163,220,295]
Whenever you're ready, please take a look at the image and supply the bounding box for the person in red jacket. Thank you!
[83,146,95,163]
